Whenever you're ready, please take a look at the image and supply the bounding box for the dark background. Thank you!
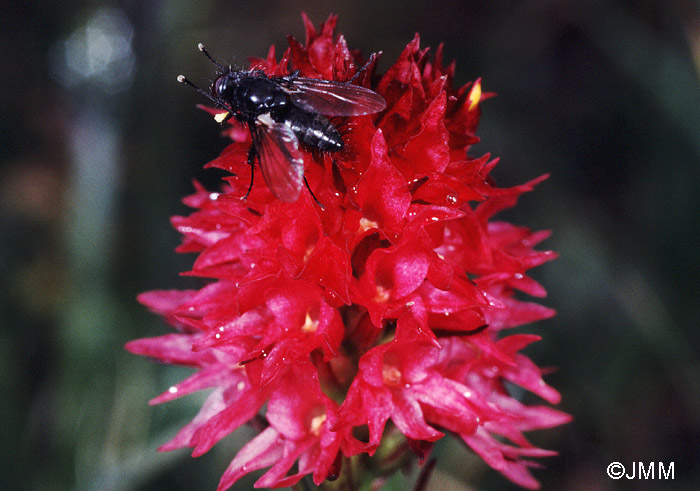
[2,1,699,489]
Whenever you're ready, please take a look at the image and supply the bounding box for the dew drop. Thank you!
[237,381,245,391]
[514,273,523,279]
[446,193,457,204]
[209,192,219,200]
[168,386,178,394]
[215,333,221,339]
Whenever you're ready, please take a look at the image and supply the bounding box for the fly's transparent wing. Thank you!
[283,78,386,116]
[251,117,305,202]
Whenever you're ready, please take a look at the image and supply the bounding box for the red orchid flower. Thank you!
[127,13,570,490]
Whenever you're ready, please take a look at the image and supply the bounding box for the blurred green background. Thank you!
[2,1,699,489]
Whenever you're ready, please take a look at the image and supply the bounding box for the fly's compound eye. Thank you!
[214,76,231,99]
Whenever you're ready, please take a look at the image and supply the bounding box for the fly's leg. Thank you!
[303,175,324,210]
[243,144,256,200]
[348,52,380,84]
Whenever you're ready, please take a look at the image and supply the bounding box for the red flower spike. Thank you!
[127,14,569,490]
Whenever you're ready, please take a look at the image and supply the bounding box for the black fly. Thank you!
[178,44,386,203]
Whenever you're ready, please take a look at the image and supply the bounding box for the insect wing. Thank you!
[285,78,386,116]
[252,117,305,202]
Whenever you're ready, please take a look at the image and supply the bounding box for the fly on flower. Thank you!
[178,43,386,203]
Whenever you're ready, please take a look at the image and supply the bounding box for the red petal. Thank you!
[396,91,450,174]
[217,427,282,491]
[353,130,411,231]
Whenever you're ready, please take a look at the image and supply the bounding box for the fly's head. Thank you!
[211,69,242,105]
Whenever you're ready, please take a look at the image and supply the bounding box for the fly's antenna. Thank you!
[176,74,219,105]
[177,74,232,124]
[176,43,224,104]
[198,43,225,71]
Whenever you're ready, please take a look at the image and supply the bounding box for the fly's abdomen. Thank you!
[283,108,343,152]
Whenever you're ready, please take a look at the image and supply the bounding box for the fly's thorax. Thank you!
[231,74,289,117]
